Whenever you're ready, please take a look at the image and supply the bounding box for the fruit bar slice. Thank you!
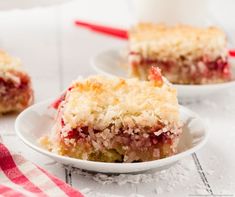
[41,68,182,162]
[0,50,33,113]
[128,23,232,84]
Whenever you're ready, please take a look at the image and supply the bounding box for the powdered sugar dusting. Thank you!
[80,188,92,195]
[65,158,206,196]
[80,187,145,197]
[83,192,145,197]
[154,186,163,194]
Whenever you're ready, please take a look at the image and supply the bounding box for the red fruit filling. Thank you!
[129,52,232,83]
[51,86,74,109]
[60,121,176,149]
[148,66,163,87]
[0,70,32,112]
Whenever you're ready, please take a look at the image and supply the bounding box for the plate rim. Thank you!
[15,99,209,172]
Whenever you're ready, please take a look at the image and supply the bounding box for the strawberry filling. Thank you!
[51,93,66,109]
[60,120,176,148]
[148,66,163,87]
[60,125,89,141]
[129,52,232,83]
[0,71,32,112]
[51,86,74,109]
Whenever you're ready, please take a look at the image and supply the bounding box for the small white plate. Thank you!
[15,100,208,173]
[91,48,235,100]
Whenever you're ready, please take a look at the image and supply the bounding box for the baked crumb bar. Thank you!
[41,68,182,162]
[0,50,33,113]
[128,23,232,84]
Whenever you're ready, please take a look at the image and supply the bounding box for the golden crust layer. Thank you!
[61,76,180,131]
[129,23,227,61]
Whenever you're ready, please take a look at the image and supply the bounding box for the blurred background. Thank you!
[0,0,234,99]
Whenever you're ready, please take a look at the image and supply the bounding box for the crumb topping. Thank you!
[129,23,227,61]
[59,76,179,131]
[0,50,22,71]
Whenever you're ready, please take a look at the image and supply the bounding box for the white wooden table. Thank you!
[0,1,235,196]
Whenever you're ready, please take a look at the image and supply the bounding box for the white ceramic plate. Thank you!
[15,100,208,173]
[91,48,235,100]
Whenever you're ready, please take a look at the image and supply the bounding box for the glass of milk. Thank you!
[129,0,209,26]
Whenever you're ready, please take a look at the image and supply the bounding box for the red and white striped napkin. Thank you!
[0,143,84,197]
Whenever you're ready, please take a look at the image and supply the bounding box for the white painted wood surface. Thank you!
[0,1,235,196]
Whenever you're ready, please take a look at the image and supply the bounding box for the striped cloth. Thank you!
[0,143,84,197]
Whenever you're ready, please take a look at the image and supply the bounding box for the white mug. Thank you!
[129,0,209,26]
